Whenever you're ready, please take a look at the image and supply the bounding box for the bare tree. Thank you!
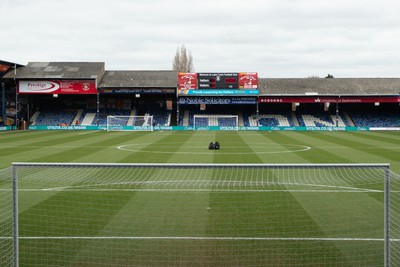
[172,45,194,72]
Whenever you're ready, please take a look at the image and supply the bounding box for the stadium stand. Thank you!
[296,112,347,127]
[151,110,171,126]
[244,113,293,127]
[189,113,238,127]
[2,62,400,130]
[95,109,131,126]
[33,110,77,126]
[349,111,400,127]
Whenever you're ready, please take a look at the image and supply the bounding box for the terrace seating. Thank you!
[190,113,237,127]
[151,110,171,126]
[85,109,131,126]
[33,110,77,126]
[349,111,400,127]
[243,113,293,127]
[296,112,346,127]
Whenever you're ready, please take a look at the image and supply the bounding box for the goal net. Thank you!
[0,167,13,267]
[193,115,239,131]
[5,163,400,266]
[106,115,153,131]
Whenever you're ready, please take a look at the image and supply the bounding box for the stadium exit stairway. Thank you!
[238,112,244,126]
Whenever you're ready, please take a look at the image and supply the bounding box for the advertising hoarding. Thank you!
[259,96,400,103]
[178,73,198,90]
[238,72,258,89]
[178,97,257,105]
[178,89,259,96]
[18,80,97,94]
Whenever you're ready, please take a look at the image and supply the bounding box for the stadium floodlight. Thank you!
[193,114,239,131]
[106,115,153,131]
[5,162,400,266]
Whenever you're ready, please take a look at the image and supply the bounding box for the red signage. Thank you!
[239,72,258,89]
[259,96,400,103]
[178,73,197,90]
[18,80,98,94]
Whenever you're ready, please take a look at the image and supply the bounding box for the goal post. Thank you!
[193,114,239,131]
[0,167,14,267]
[106,115,153,131]
[6,162,400,266]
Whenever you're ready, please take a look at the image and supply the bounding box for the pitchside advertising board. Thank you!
[18,80,98,94]
[259,96,400,103]
[178,97,257,105]
[178,72,259,95]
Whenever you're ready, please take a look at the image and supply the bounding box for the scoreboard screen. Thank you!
[198,73,238,89]
[178,72,258,93]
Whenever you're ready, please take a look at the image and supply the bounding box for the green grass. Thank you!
[1,130,400,266]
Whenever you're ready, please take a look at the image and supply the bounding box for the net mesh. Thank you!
[193,115,238,130]
[0,167,14,267]
[106,116,153,131]
[4,163,400,266]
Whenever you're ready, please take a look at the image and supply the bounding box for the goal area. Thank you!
[106,115,153,131]
[3,163,400,266]
[193,114,239,131]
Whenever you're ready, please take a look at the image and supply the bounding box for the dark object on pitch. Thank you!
[214,142,220,150]
[208,142,215,150]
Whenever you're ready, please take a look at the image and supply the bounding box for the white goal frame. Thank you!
[193,114,239,131]
[106,115,153,131]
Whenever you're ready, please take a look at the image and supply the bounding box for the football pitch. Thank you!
[1,130,400,266]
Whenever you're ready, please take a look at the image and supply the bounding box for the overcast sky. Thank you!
[1,0,399,78]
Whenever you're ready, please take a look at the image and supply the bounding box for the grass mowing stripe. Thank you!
[263,132,355,163]
[117,131,194,163]
[313,132,400,168]
[29,132,151,162]
[291,190,384,264]
[1,131,396,266]
[355,133,400,146]
[0,130,72,143]
[323,131,400,150]
[166,131,216,163]
[206,190,348,266]
[18,190,134,266]
[0,131,97,159]
[214,131,263,163]
[351,131,400,145]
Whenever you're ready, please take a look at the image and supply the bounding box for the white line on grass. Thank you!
[1,236,396,242]
[6,188,381,193]
[78,130,101,135]
[117,143,311,155]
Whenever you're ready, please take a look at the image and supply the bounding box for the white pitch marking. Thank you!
[0,236,395,242]
[117,143,311,155]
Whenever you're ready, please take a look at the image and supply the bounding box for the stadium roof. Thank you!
[98,70,178,88]
[3,61,400,96]
[3,62,105,81]
[260,78,400,96]
[0,60,24,77]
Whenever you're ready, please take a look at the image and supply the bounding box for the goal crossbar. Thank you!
[11,162,391,168]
